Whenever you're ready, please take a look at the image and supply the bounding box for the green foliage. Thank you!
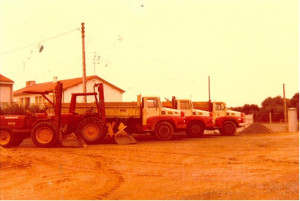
[0,104,46,115]
[232,92,299,122]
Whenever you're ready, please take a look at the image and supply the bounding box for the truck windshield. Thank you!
[215,103,225,111]
[180,101,191,109]
[147,98,160,108]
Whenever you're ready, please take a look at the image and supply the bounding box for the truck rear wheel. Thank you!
[0,128,15,148]
[187,121,204,138]
[220,121,236,136]
[155,121,174,140]
[78,117,106,144]
[31,122,58,148]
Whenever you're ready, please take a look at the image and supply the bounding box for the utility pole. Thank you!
[208,76,212,112]
[208,76,211,102]
[283,83,287,123]
[81,22,87,103]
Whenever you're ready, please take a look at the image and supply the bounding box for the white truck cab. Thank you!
[175,99,210,117]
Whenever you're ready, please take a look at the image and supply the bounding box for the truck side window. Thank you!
[180,101,189,109]
[147,99,156,108]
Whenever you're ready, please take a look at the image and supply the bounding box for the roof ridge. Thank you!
[0,74,14,83]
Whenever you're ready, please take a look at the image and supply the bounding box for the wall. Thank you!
[13,78,123,104]
[0,84,13,104]
[63,78,122,103]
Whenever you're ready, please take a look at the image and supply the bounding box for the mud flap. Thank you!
[114,123,137,145]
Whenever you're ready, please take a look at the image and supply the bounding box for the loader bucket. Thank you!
[114,123,137,145]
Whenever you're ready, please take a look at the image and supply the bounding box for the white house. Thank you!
[0,74,14,105]
[13,75,125,105]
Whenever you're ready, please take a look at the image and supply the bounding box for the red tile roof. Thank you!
[13,75,125,96]
[0,74,14,83]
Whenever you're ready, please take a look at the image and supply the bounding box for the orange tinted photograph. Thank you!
[0,0,299,200]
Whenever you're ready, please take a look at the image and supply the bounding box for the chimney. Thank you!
[53,76,58,83]
[26,81,36,87]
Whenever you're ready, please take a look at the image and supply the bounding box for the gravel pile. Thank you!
[239,123,272,134]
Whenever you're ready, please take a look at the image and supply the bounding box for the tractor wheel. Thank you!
[220,121,237,136]
[31,122,58,148]
[77,117,106,144]
[155,121,174,140]
[0,128,15,148]
[186,121,204,138]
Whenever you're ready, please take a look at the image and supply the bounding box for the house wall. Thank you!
[14,93,50,106]
[63,78,122,103]
[0,83,13,104]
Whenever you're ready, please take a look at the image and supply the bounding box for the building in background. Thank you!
[13,75,124,105]
[0,74,14,106]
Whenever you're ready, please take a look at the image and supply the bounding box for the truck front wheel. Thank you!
[187,121,204,138]
[0,128,15,148]
[155,121,174,140]
[220,121,236,136]
[31,122,58,148]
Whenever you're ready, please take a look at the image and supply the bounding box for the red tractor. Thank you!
[0,82,108,148]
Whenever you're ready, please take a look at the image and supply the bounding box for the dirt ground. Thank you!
[0,131,299,200]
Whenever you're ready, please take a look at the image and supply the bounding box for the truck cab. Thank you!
[141,96,185,128]
[165,97,214,137]
[212,101,244,126]
[175,99,211,117]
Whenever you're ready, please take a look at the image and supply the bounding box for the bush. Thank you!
[0,104,46,115]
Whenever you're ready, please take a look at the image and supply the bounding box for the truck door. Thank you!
[213,102,226,121]
[179,100,192,116]
[142,97,160,126]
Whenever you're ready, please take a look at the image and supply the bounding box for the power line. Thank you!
[0,28,80,56]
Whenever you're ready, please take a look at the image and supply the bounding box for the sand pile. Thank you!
[239,123,272,134]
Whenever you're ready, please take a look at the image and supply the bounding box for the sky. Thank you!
[0,0,298,107]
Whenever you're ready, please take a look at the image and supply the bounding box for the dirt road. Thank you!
[0,132,299,200]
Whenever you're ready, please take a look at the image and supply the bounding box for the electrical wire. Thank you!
[0,28,80,56]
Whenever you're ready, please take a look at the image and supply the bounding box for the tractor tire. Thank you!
[155,121,174,140]
[0,128,15,148]
[77,117,106,144]
[186,121,204,138]
[220,121,237,136]
[31,122,58,148]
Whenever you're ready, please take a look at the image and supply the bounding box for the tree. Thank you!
[257,96,285,122]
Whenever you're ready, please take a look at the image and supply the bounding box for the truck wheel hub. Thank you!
[158,126,170,136]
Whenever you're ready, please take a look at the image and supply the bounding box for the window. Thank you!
[180,101,190,109]
[19,98,24,105]
[25,97,30,106]
[215,103,225,111]
[147,99,157,108]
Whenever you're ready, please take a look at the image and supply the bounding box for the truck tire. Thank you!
[77,117,106,144]
[220,121,236,136]
[31,122,58,148]
[187,121,204,138]
[155,121,174,140]
[0,128,15,148]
